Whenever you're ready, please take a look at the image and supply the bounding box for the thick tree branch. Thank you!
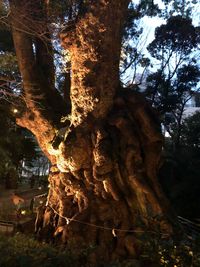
[9,0,67,120]
[60,0,130,126]
[8,0,68,162]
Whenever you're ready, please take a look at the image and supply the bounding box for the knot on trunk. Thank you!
[92,126,113,181]
[49,126,92,173]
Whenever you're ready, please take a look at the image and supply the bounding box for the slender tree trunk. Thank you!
[9,0,176,265]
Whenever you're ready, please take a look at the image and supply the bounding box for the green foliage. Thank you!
[0,52,18,72]
[162,0,198,18]
[181,111,200,148]
[137,0,161,17]
[176,65,200,93]
[148,16,198,59]
[123,2,143,40]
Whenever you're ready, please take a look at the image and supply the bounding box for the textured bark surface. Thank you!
[60,0,129,126]
[43,90,173,264]
[9,0,175,265]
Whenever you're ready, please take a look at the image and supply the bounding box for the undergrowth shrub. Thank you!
[1,232,200,266]
[0,233,77,267]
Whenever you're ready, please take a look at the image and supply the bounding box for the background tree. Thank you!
[162,0,199,19]
[160,111,200,218]
[145,15,200,152]
[120,0,160,87]
[141,4,200,221]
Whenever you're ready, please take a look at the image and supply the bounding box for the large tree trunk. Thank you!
[9,0,175,265]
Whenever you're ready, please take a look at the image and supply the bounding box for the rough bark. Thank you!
[60,0,128,126]
[44,90,174,265]
[9,0,176,265]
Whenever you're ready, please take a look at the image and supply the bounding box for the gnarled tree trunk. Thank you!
[9,0,175,265]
